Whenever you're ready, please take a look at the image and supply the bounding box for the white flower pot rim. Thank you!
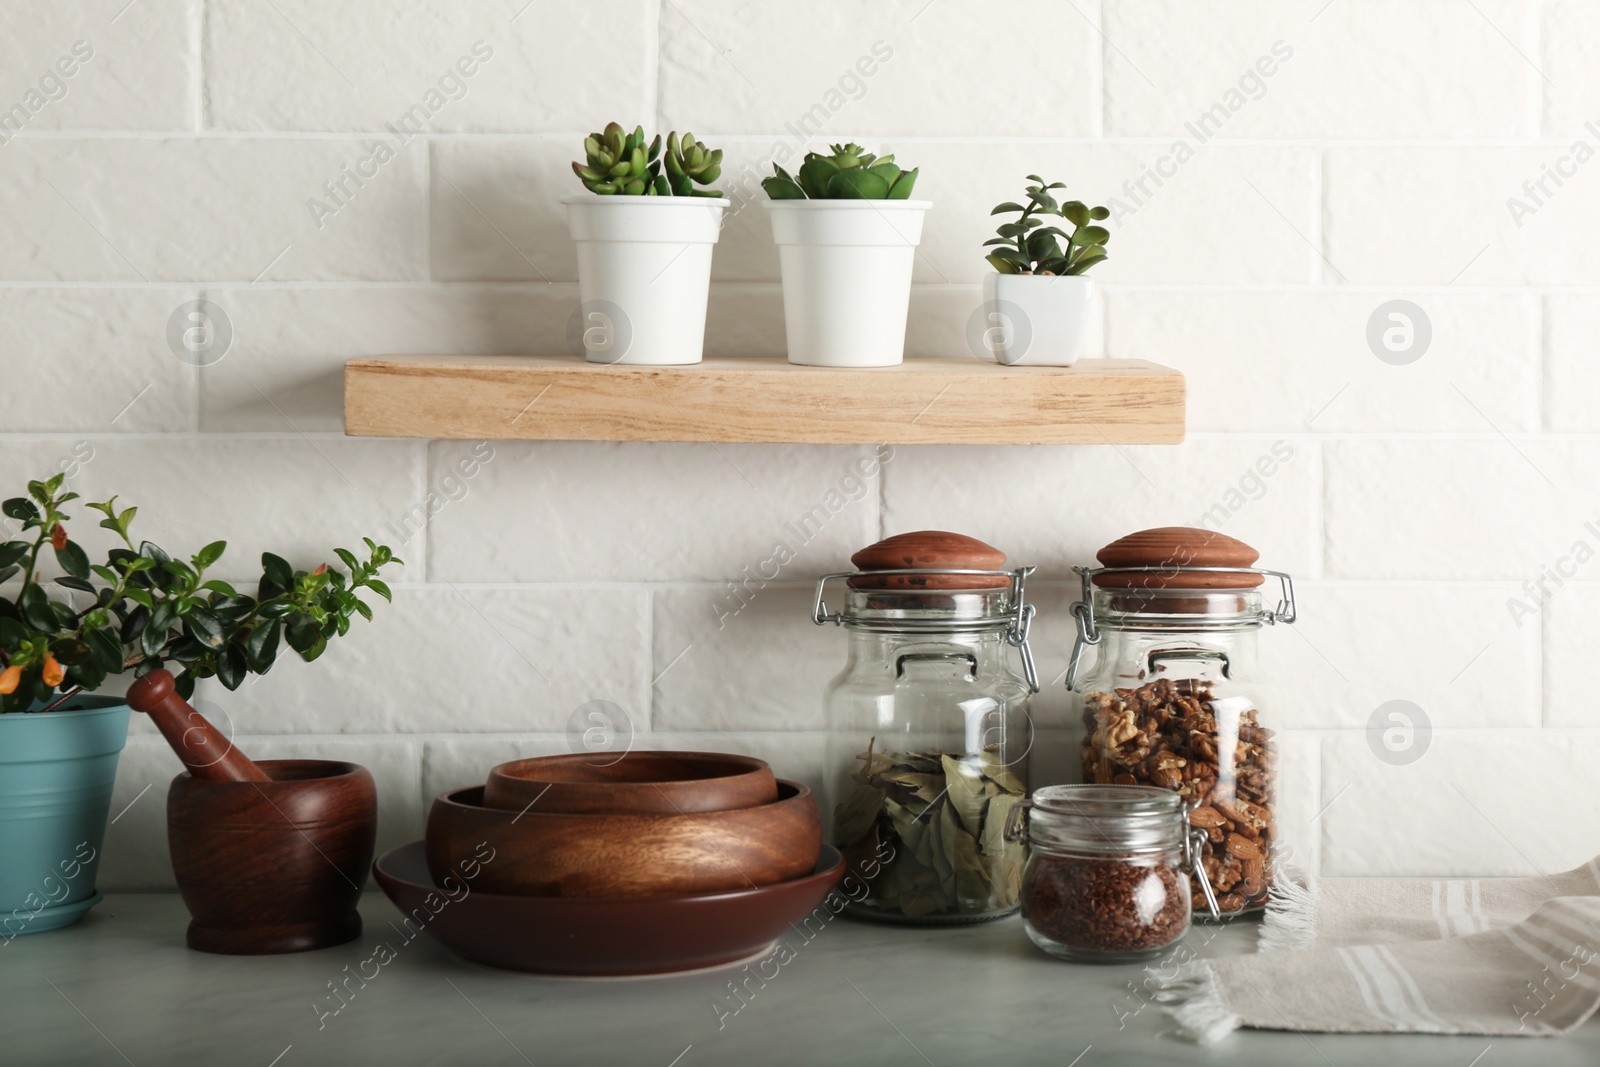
[985,278,1100,286]
[561,194,732,207]
[762,199,932,210]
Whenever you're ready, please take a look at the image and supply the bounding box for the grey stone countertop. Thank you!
[2,893,1597,1066]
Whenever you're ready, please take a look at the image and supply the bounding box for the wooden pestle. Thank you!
[126,669,270,783]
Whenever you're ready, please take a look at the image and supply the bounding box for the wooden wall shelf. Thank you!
[343,356,1185,445]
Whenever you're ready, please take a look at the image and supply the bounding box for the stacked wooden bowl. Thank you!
[425,751,823,898]
[375,749,837,975]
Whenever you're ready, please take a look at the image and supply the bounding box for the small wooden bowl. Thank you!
[426,779,820,899]
[482,751,778,815]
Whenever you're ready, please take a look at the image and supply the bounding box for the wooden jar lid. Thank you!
[1092,527,1264,589]
[849,530,1012,589]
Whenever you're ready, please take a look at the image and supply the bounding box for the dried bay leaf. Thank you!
[852,745,894,780]
[935,800,960,899]
[840,823,884,883]
[896,751,943,775]
[977,752,1026,796]
[842,743,1026,919]
[854,757,894,779]
[948,805,991,907]
[833,780,885,846]
[885,770,945,803]
[941,754,989,838]
[884,796,927,861]
[981,793,1024,908]
[980,793,1020,856]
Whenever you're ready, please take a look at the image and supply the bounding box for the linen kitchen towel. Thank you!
[1156,859,1600,1042]
[1257,857,1600,952]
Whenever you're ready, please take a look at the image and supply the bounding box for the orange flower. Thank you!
[313,563,327,575]
[50,524,66,551]
[41,655,64,688]
[0,665,20,695]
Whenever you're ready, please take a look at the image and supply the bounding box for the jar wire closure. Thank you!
[1066,565,1297,691]
[813,566,1040,694]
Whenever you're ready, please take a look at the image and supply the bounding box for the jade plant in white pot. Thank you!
[565,122,730,366]
[761,144,930,368]
[980,176,1110,366]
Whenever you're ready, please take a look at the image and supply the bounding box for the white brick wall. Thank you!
[202,0,654,132]
[2,1,1592,887]
[1102,0,1538,139]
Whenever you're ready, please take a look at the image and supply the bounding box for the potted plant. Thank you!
[566,122,729,366]
[979,176,1111,366]
[0,474,399,936]
[761,144,930,368]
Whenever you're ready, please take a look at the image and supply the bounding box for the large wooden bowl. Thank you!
[375,841,845,976]
[426,779,820,898]
[482,751,777,815]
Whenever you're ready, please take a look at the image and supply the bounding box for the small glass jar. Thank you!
[1067,534,1297,919]
[1005,784,1217,962]
[813,534,1039,924]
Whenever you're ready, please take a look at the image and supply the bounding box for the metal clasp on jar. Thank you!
[1182,806,1222,920]
[1064,565,1297,691]
[1003,795,1032,845]
[811,566,1040,694]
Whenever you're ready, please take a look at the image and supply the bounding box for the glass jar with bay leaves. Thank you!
[812,532,1039,924]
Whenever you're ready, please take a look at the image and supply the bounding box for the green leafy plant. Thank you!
[761,143,919,200]
[984,175,1110,275]
[0,474,401,714]
[571,122,723,196]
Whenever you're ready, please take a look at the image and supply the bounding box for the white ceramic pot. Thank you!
[764,200,932,368]
[563,195,730,365]
[980,273,1095,366]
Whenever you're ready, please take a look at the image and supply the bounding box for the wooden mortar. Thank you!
[128,671,377,954]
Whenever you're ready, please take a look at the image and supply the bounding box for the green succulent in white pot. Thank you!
[761,144,931,368]
[979,176,1110,366]
[564,122,730,366]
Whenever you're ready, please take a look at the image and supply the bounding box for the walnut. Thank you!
[1105,708,1140,747]
[1080,676,1277,914]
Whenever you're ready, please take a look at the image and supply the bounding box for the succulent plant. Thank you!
[984,175,1110,275]
[761,143,919,200]
[662,131,724,197]
[571,122,722,196]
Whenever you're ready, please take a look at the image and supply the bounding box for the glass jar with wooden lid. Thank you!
[1067,527,1297,919]
[812,531,1039,923]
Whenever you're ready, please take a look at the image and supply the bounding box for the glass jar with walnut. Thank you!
[1065,528,1297,919]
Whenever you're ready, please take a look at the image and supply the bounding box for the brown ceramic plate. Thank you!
[373,840,844,976]
[482,751,777,815]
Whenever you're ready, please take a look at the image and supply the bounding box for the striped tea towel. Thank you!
[1257,857,1600,952]
[1156,860,1600,1042]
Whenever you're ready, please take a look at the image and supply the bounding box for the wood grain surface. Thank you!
[343,355,1185,445]
[167,760,377,954]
